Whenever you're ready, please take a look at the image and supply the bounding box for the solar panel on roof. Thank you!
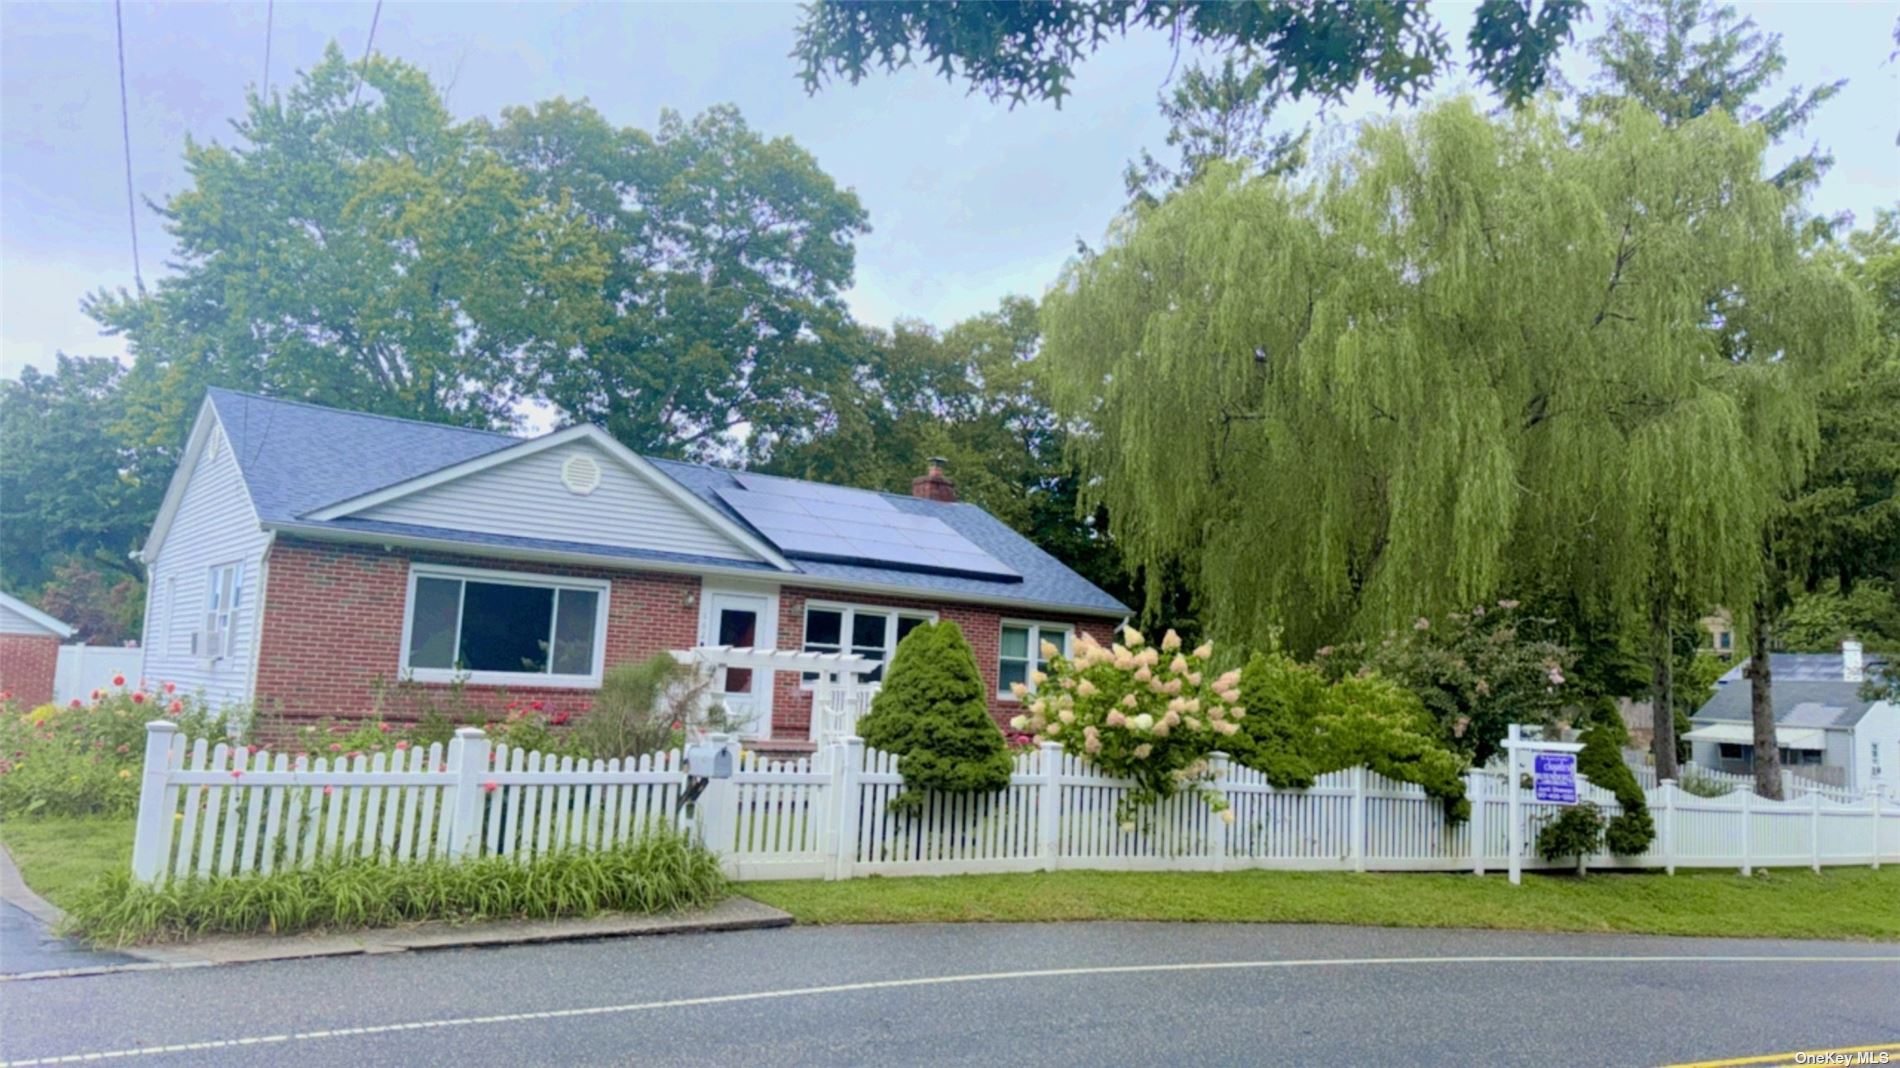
[715,484,1021,582]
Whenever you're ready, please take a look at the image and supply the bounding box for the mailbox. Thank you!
[683,736,737,780]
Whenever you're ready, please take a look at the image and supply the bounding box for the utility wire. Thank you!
[351,0,383,109]
[114,0,145,295]
[262,0,273,96]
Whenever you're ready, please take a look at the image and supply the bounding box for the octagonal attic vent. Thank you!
[561,453,602,496]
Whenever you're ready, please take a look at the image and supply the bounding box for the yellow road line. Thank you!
[1668,1042,1900,1067]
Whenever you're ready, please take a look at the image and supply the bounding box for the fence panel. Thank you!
[129,723,1900,886]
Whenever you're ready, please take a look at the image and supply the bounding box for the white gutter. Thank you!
[261,521,1129,621]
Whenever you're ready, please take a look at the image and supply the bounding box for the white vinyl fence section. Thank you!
[53,644,144,707]
[131,723,1900,885]
[1623,757,1864,804]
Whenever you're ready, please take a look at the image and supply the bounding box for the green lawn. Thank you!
[1,816,134,911]
[8,814,1895,942]
[746,866,1900,942]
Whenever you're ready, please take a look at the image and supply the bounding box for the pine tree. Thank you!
[857,621,1014,813]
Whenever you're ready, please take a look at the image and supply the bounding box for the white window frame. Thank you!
[398,563,611,689]
[800,600,937,685]
[998,620,1073,701]
[202,562,243,663]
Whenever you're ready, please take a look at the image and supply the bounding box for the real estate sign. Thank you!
[1533,752,1578,805]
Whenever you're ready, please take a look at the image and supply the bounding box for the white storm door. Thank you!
[702,590,776,738]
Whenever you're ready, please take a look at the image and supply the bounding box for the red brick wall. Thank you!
[770,586,1116,741]
[250,538,1119,747]
[253,540,701,727]
[0,633,59,708]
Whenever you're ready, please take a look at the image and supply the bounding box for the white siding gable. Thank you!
[139,421,270,711]
[0,602,58,636]
[356,439,760,562]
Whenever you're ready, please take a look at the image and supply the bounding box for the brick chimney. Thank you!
[911,457,957,503]
[1843,639,1864,682]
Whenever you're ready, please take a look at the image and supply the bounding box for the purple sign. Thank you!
[1533,752,1578,805]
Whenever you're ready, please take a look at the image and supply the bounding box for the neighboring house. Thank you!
[1700,609,1736,658]
[0,591,74,707]
[137,390,1128,749]
[1685,641,1897,793]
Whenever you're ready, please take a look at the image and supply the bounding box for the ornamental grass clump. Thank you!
[1016,627,1236,826]
[63,830,726,946]
[858,621,1014,813]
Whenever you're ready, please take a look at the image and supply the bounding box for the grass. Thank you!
[8,814,1896,943]
[746,866,1900,942]
[0,815,134,910]
[63,831,728,947]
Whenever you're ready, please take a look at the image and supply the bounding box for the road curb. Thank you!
[0,896,793,981]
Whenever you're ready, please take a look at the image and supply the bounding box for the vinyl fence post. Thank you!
[129,720,180,884]
[1039,741,1063,871]
[444,727,489,861]
[1872,789,1883,871]
[1810,790,1823,873]
[1350,765,1367,874]
[698,734,739,868]
[1659,779,1676,876]
[1739,786,1753,877]
[1208,751,1230,873]
[831,736,864,881]
[1468,770,1486,876]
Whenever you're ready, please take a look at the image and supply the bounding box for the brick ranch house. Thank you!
[0,590,74,708]
[136,390,1127,751]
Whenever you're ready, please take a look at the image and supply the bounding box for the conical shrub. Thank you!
[857,620,1013,813]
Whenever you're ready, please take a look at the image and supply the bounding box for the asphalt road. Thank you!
[1,922,1895,1067]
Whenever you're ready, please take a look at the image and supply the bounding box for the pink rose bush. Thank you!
[1009,626,1239,823]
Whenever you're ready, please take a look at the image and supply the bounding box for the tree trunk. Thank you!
[1650,599,1679,781]
[1747,593,1784,800]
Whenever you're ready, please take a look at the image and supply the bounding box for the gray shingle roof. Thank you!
[1715,653,1884,683]
[1693,678,1878,729]
[649,459,1129,615]
[205,390,1128,617]
[209,389,517,524]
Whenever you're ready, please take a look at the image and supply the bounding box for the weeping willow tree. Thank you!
[1042,99,1866,777]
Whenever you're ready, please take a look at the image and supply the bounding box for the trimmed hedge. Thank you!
[857,620,1013,813]
[1576,717,1655,855]
[1233,653,1470,821]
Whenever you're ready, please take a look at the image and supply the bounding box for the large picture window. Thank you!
[801,603,934,683]
[998,622,1071,699]
[402,565,608,687]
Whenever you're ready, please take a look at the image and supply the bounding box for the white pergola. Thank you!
[677,646,879,742]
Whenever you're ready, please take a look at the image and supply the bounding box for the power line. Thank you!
[262,0,273,96]
[113,0,144,295]
[351,0,383,109]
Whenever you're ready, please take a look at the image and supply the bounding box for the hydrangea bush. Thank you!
[1011,627,1239,826]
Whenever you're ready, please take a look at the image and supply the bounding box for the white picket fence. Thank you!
[130,722,1900,885]
[1623,757,1864,803]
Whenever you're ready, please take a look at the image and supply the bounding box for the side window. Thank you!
[999,623,1071,699]
[201,562,241,660]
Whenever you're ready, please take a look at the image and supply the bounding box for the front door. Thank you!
[702,590,775,738]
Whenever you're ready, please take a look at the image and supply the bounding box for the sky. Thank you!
[2,1,1896,383]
